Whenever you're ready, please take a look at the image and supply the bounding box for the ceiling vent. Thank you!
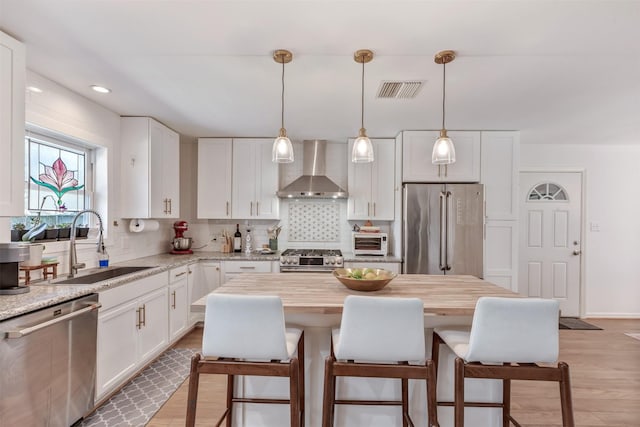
[376,81,425,99]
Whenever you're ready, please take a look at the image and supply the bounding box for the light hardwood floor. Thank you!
[147,319,640,426]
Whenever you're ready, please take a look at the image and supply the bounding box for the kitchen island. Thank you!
[192,273,519,427]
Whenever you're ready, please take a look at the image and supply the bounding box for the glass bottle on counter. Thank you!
[245,229,252,254]
[234,224,242,253]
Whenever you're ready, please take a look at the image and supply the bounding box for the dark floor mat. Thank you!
[559,318,602,330]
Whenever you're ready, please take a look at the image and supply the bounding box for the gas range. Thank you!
[279,249,343,272]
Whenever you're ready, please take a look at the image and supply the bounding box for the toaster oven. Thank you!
[352,232,388,256]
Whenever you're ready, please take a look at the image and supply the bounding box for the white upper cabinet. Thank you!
[232,139,279,219]
[197,138,232,219]
[0,31,25,216]
[347,138,395,220]
[480,131,520,220]
[402,131,481,183]
[120,117,180,218]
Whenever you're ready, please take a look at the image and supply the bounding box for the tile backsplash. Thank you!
[288,202,340,242]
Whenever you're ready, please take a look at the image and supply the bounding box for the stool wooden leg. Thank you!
[226,374,234,427]
[502,364,511,427]
[290,358,300,427]
[299,333,305,427]
[454,358,465,427]
[401,377,409,427]
[426,359,439,427]
[559,362,575,427]
[431,332,442,381]
[322,356,335,427]
[185,353,202,427]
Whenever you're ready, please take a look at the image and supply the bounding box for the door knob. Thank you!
[573,250,581,256]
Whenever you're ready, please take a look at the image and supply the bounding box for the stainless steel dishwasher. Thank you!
[0,294,101,426]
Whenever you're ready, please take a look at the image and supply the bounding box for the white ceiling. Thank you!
[1,0,639,144]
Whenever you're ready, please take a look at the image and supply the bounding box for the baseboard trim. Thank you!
[584,313,640,319]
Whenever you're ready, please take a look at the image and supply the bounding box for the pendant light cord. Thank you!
[442,60,446,130]
[281,59,285,130]
[361,58,365,129]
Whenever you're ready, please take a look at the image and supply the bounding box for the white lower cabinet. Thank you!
[168,266,189,342]
[188,261,221,324]
[344,261,401,274]
[484,219,518,291]
[96,273,169,401]
[221,260,273,284]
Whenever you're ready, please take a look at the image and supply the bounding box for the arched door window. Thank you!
[527,182,568,201]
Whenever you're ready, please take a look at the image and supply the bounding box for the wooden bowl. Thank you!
[333,268,397,292]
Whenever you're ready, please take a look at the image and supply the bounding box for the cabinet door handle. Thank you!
[136,307,142,329]
[171,291,176,309]
[437,165,441,177]
[256,201,260,216]
[141,304,146,327]
[367,203,370,216]
[163,199,167,214]
[168,198,172,214]
[239,266,255,270]
[250,201,253,216]
[444,165,448,178]
[226,201,229,216]
[174,271,187,278]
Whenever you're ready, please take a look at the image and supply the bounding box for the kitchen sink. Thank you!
[51,266,156,285]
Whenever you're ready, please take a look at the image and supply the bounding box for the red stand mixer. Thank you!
[171,221,193,254]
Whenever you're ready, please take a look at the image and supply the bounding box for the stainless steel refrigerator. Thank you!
[403,183,484,277]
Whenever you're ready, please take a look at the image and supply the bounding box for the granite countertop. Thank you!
[0,250,281,322]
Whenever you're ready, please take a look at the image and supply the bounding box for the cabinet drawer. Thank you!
[99,272,168,311]
[223,261,271,274]
[169,265,189,282]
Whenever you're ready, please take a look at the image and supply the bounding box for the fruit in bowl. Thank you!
[333,268,396,292]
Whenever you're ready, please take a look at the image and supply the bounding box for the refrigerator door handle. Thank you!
[439,191,447,271]
[445,191,453,270]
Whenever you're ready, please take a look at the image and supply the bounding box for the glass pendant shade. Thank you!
[432,130,456,164]
[352,129,374,163]
[272,128,294,163]
[432,50,457,166]
[352,49,374,163]
[272,49,294,163]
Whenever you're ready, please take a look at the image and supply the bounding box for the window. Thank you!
[11,129,94,241]
[527,182,568,201]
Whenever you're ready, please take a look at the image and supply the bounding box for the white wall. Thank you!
[24,70,174,276]
[521,144,640,317]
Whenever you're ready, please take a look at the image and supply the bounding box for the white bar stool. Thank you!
[322,295,439,427]
[432,296,574,427]
[186,294,305,427]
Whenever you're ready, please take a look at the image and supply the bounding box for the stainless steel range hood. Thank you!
[277,140,348,199]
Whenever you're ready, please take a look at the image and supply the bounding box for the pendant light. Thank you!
[272,49,294,163]
[432,50,456,165]
[352,49,374,163]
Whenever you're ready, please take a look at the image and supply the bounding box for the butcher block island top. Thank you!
[192,273,518,316]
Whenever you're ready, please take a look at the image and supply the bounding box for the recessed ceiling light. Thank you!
[91,85,111,94]
[26,86,43,93]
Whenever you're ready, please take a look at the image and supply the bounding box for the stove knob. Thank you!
[329,257,336,265]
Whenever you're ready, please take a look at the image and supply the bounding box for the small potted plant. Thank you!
[11,223,26,242]
[44,224,59,240]
[57,223,71,240]
[76,224,90,238]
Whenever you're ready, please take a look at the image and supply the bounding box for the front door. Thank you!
[519,172,582,317]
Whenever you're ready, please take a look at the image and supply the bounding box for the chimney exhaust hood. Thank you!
[277,140,348,199]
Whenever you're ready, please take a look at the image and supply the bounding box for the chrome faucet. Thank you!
[69,209,104,278]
